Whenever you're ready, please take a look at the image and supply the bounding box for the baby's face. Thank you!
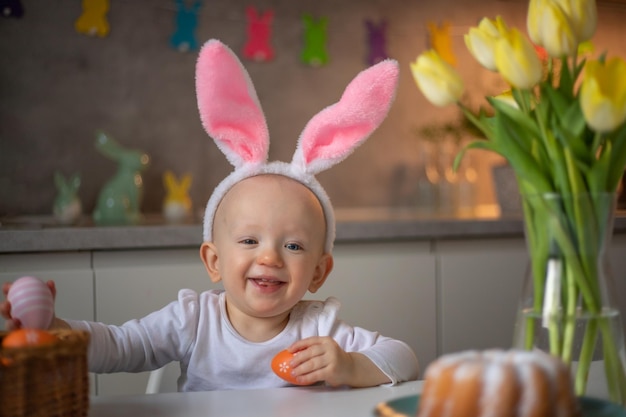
[210,174,331,321]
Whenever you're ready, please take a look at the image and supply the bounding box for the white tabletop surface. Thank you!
[89,380,423,417]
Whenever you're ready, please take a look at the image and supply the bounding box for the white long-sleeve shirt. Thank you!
[66,289,418,391]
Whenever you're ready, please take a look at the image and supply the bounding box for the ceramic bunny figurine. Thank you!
[162,170,192,223]
[93,132,150,225]
[53,171,82,225]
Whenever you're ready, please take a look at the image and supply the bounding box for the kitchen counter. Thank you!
[2,207,626,253]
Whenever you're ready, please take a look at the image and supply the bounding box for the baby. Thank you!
[1,40,418,391]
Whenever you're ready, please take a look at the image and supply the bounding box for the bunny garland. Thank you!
[196,39,399,251]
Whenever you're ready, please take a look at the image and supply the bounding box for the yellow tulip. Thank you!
[527,0,552,45]
[464,16,508,71]
[580,58,626,132]
[554,0,597,42]
[493,90,519,109]
[527,0,579,57]
[410,50,464,107]
[494,28,542,89]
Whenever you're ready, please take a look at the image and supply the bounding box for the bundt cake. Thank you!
[416,349,581,417]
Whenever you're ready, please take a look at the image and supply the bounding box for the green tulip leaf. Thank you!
[492,112,552,193]
[557,60,576,99]
[588,141,611,192]
[607,127,626,190]
[460,105,495,139]
[551,112,590,164]
[488,97,540,138]
[543,84,571,118]
[453,140,500,171]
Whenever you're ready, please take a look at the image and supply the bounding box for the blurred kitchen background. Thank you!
[2,0,626,220]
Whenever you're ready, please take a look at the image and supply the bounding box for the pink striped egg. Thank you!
[7,276,54,329]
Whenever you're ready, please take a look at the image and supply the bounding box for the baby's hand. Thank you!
[1,280,65,330]
[287,336,355,387]
[1,281,20,330]
[288,336,392,387]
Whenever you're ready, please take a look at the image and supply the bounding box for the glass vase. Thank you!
[513,192,626,405]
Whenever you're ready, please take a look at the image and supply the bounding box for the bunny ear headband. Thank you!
[196,39,399,252]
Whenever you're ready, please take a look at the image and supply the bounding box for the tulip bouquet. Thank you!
[411,0,626,404]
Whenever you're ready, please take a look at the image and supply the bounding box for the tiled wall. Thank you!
[1,0,625,218]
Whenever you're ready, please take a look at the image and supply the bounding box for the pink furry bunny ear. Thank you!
[292,59,399,175]
[195,39,269,168]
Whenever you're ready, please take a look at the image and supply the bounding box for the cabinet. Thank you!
[437,238,528,354]
[1,234,624,396]
[437,234,626,356]
[92,248,215,396]
[311,241,437,379]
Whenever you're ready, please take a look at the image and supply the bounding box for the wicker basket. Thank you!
[0,329,90,417]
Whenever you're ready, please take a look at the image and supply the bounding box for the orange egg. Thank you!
[271,349,311,386]
[2,328,58,349]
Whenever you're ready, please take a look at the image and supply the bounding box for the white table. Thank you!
[89,380,423,417]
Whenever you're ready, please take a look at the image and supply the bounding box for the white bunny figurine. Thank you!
[93,132,150,225]
[53,171,83,225]
[195,39,399,251]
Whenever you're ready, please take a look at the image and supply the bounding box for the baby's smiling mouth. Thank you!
[249,277,285,287]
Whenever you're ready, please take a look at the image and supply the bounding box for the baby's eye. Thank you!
[240,238,257,245]
[285,242,303,251]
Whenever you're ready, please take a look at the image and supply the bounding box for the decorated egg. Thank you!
[271,349,311,386]
[2,328,58,348]
[7,276,54,329]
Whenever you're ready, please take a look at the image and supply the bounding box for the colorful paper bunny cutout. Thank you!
[427,21,456,66]
[195,39,399,247]
[93,132,150,226]
[53,172,82,225]
[301,14,328,66]
[365,19,389,66]
[170,0,202,52]
[75,0,110,37]
[242,6,274,62]
[1,0,24,18]
[162,170,193,223]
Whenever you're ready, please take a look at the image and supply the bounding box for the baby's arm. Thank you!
[2,281,197,374]
[65,291,199,373]
[65,319,169,373]
[289,298,419,387]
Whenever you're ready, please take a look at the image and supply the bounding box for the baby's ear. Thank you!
[308,254,334,293]
[200,242,222,283]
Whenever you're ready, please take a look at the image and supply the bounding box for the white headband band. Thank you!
[195,39,399,252]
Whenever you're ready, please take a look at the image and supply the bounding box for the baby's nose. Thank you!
[257,245,283,267]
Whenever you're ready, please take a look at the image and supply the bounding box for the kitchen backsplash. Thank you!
[1,0,625,218]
